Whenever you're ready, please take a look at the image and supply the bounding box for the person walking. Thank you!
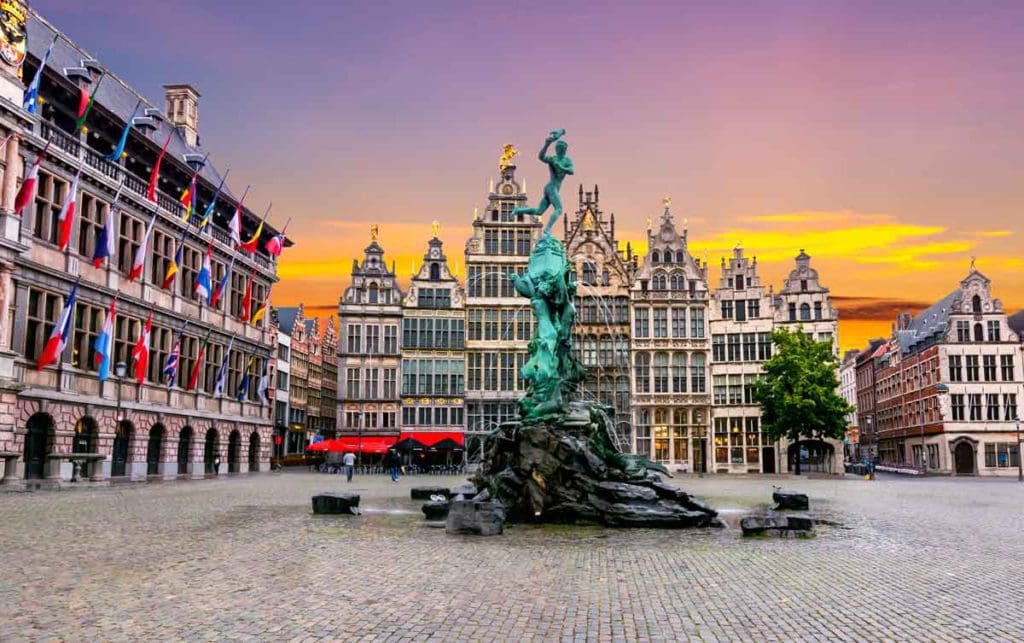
[386,450,400,483]
[343,451,356,482]
[213,455,221,476]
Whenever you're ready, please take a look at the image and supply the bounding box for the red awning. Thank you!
[309,437,398,454]
[398,431,464,447]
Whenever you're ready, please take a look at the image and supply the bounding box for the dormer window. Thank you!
[972,295,982,313]
[430,263,440,280]
[800,280,808,292]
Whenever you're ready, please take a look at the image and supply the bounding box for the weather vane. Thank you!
[970,255,976,271]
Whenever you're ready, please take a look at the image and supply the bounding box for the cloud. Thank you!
[974,230,1014,238]
[831,296,931,321]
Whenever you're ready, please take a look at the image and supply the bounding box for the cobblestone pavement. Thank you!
[1,471,1022,642]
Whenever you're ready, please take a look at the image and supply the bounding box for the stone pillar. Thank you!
[1,134,20,214]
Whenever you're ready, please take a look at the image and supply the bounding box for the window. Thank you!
[581,262,597,286]
[346,367,359,398]
[721,300,733,320]
[671,354,686,392]
[277,370,289,389]
[77,192,108,259]
[634,307,649,339]
[800,303,811,321]
[814,302,822,320]
[366,324,381,353]
[148,325,172,384]
[966,355,979,382]
[653,273,666,290]
[726,334,740,361]
[986,393,1001,421]
[582,337,597,367]
[972,295,982,313]
[689,308,705,338]
[180,246,201,298]
[117,212,144,277]
[734,275,744,290]
[653,353,668,393]
[24,288,61,362]
[515,310,530,341]
[951,394,964,421]
[948,355,962,381]
[467,353,481,391]
[653,309,668,338]
[484,310,498,341]
[32,171,68,246]
[788,303,796,321]
[599,336,613,367]
[204,343,223,394]
[383,368,397,398]
[1004,394,1018,421]
[501,310,515,340]
[670,308,686,338]
[1001,355,1014,381]
[690,354,706,393]
[984,442,1019,468]
[749,299,760,318]
[71,301,103,371]
[634,353,650,393]
[757,333,772,360]
[973,323,983,342]
[742,333,756,362]
[956,321,970,342]
[384,325,398,353]
[151,230,175,287]
[987,321,1000,342]
[346,324,361,354]
[983,355,997,381]
[712,335,725,361]
[734,300,746,322]
[968,394,982,421]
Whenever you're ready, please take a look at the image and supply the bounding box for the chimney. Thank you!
[163,84,201,148]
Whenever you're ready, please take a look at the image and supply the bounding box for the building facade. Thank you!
[276,305,310,458]
[563,186,633,443]
[463,156,542,461]
[709,246,778,473]
[838,349,860,460]
[629,202,712,471]
[401,230,466,462]
[338,230,403,451]
[271,310,291,461]
[319,317,338,438]
[0,10,284,486]
[855,339,887,463]
[874,268,1022,476]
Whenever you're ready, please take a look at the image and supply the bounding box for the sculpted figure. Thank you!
[512,129,574,234]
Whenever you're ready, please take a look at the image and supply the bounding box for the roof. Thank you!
[895,289,959,355]
[276,307,300,334]
[1008,311,1024,337]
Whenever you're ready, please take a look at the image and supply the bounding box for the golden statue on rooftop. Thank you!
[499,144,518,172]
[370,224,379,241]
[432,220,440,237]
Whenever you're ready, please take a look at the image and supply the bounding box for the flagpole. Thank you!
[200,169,230,233]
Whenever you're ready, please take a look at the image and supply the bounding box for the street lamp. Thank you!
[114,361,128,422]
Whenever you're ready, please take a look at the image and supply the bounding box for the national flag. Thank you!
[146,134,172,202]
[199,170,230,232]
[213,336,235,398]
[257,357,270,403]
[131,309,153,384]
[228,185,249,247]
[264,217,290,257]
[186,332,211,392]
[195,243,213,304]
[14,141,49,215]
[161,228,187,289]
[105,100,140,162]
[237,355,254,401]
[239,268,255,322]
[56,163,84,251]
[211,254,235,309]
[93,182,122,267]
[74,74,102,132]
[129,209,157,282]
[94,295,117,381]
[238,203,270,253]
[179,172,197,221]
[36,279,78,370]
[163,321,188,388]
[24,34,57,114]
[250,287,271,327]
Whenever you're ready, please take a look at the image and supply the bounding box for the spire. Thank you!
[593,184,599,203]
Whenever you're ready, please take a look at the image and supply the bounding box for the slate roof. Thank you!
[1007,311,1024,337]
[275,307,300,335]
[894,290,960,356]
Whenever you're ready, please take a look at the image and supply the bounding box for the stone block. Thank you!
[595,481,658,504]
[411,486,450,500]
[311,492,361,515]
[773,489,809,511]
[422,499,450,521]
[446,499,505,536]
[450,482,478,498]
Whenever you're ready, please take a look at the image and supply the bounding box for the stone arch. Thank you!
[177,425,193,476]
[73,416,100,478]
[111,420,134,478]
[204,427,220,474]
[227,429,241,473]
[248,431,261,473]
[146,423,165,476]
[24,412,55,480]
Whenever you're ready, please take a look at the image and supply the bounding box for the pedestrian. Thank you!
[386,450,400,483]
[213,455,221,476]
[343,451,356,482]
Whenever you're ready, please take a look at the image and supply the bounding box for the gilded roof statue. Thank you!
[499,143,518,172]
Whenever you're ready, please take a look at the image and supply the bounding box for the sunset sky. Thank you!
[37,0,1024,352]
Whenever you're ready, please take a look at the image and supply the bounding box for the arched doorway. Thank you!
[954,442,975,475]
[177,426,193,475]
[24,413,55,480]
[248,432,260,472]
[73,417,99,478]
[204,428,219,474]
[146,424,164,476]
[788,439,835,475]
[227,430,240,473]
[111,420,133,478]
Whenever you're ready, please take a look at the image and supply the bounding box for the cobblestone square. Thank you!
[1,472,1022,641]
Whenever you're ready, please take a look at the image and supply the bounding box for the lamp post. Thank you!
[114,360,128,424]
[932,383,949,474]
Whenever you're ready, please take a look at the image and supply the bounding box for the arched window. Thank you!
[670,273,682,291]
[582,262,597,286]
[673,408,687,427]
[654,353,669,392]
[673,251,683,263]
[800,303,811,321]
[24,413,55,480]
[972,295,982,313]
[652,251,661,263]
[690,353,706,392]
[429,263,440,280]
[672,353,687,392]
[663,251,673,264]
[112,420,133,478]
[653,273,667,290]
[601,270,610,286]
[634,353,650,393]
[368,283,379,304]
[974,323,984,342]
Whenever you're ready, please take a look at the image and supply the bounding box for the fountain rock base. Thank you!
[472,402,718,528]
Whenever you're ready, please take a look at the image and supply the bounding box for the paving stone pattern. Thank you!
[1,472,1022,641]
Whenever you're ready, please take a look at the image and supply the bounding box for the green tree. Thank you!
[753,327,853,475]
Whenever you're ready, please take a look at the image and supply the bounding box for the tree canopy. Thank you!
[753,328,852,445]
